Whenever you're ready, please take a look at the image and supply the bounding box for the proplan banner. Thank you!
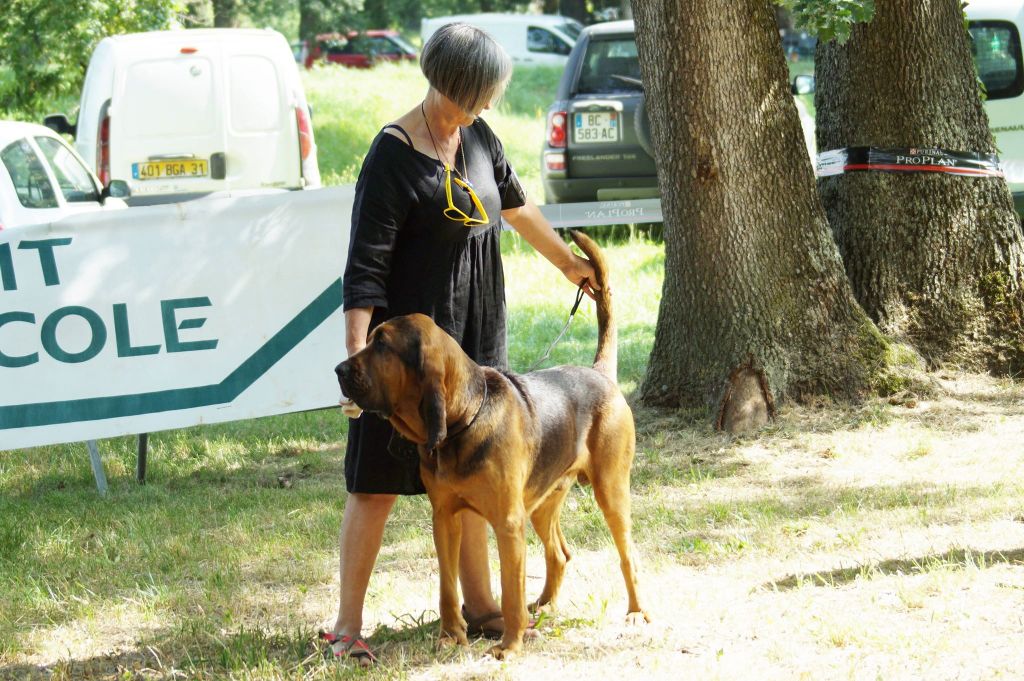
[816,147,1003,178]
[0,187,352,450]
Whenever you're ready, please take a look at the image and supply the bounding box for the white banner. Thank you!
[0,188,665,452]
[0,187,352,450]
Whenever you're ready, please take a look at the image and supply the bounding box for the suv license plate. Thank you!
[132,159,209,180]
[574,111,620,144]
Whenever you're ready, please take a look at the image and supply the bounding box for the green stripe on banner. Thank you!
[0,279,342,430]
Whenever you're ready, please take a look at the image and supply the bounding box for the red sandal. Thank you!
[318,630,377,666]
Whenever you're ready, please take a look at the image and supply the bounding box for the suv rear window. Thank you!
[576,38,642,95]
[970,20,1024,100]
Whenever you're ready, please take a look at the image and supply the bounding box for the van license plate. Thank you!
[132,159,209,180]
[574,112,619,144]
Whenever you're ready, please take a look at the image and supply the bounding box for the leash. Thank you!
[527,284,586,372]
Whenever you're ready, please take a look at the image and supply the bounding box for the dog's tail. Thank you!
[569,230,616,381]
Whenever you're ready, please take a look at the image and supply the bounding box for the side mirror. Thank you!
[103,180,131,200]
[43,113,76,137]
[792,74,816,95]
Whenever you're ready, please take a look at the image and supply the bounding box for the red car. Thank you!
[305,30,418,69]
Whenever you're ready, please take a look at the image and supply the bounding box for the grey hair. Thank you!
[420,23,513,113]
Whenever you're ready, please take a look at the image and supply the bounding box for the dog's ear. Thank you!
[420,382,447,452]
[418,341,447,452]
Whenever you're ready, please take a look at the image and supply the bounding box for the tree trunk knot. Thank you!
[717,362,774,434]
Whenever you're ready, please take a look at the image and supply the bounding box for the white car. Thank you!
[0,121,128,231]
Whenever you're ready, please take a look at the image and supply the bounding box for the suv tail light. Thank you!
[545,152,566,171]
[295,105,313,164]
[97,101,111,186]
[547,110,567,149]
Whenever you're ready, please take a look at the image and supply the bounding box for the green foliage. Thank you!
[0,0,183,118]
[779,0,875,43]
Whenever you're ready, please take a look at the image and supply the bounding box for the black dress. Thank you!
[342,117,527,495]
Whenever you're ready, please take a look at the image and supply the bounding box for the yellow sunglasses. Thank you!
[442,164,489,226]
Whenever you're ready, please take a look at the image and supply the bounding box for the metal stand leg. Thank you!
[137,433,148,484]
[86,440,108,496]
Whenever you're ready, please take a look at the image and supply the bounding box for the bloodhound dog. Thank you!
[335,230,648,659]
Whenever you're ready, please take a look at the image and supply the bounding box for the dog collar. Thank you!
[443,375,488,445]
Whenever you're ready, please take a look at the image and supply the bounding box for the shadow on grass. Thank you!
[0,610,497,680]
[764,546,1024,591]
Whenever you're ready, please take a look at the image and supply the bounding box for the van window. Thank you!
[559,21,582,41]
[1,139,58,209]
[528,27,571,55]
[969,21,1024,100]
[35,137,99,203]
[122,58,217,137]
[230,55,282,132]
[576,38,643,95]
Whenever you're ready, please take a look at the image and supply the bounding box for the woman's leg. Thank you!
[332,492,398,637]
[459,510,502,622]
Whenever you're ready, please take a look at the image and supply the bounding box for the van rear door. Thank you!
[113,41,226,201]
[222,36,301,192]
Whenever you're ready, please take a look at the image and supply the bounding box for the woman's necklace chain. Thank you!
[421,102,468,180]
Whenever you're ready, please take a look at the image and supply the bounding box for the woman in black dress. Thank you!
[323,23,598,664]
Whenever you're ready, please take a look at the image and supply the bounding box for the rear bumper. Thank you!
[542,175,659,204]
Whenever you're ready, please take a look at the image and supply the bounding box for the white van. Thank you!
[965,0,1024,210]
[45,28,320,205]
[420,13,583,67]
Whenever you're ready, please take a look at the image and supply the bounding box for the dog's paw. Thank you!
[486,643,519,661]
[438,626,470,649]
[625,610,651,626]
[528,599,557,615]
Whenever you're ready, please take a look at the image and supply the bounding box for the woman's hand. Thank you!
[340,308,373,419]
[502,199,604,300]
[559,253,601,300]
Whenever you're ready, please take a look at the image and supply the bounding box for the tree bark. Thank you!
[816,0,1024,373]
[211,0,239,28]
[634,0,888,430]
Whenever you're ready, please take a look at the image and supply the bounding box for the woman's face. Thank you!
[465,100,492,123]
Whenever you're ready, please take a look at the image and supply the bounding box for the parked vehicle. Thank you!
[540,21,656,204]
[966,0,1024,210]
[44,28,320,206]
[304,30,417,69]
[540,21,817,204]
[0,121,128,231]
[782,30,817,60]
[421,13,582,67]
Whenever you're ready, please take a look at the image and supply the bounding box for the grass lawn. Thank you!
[4,64,1024,680]
[4,237,1024,680]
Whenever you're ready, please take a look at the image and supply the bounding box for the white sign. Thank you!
[0,187,352,450]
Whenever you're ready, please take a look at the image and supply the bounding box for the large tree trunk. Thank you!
[816,0,1024,373]
[211,0,239,28]
[634,0,888,430]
